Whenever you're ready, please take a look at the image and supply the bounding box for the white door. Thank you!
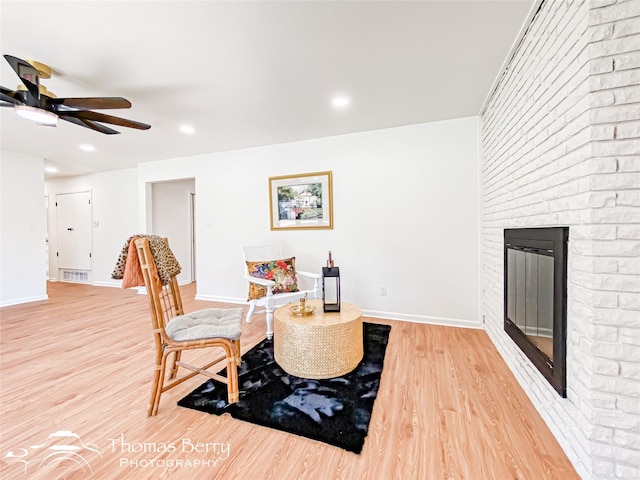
[56,192,92,270]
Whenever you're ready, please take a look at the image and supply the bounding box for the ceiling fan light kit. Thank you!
[1,54,151,134]
[14,104,58,126]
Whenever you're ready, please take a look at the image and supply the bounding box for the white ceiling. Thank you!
[0,1,535,178]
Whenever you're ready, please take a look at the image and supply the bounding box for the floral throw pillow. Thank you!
[246,257,299,300]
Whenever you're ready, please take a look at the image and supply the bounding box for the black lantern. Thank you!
[322,251,340,312]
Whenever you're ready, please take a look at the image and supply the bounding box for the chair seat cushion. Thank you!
[165,308,243,341]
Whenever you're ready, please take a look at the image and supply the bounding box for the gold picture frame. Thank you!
[269,171,333,230]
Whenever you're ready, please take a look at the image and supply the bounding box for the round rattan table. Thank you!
[273,299,363,379]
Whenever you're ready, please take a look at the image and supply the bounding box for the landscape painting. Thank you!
[269,171,333,230]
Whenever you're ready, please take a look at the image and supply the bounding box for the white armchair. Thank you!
[240,243,321,339]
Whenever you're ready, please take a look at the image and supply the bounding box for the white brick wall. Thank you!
[481,0,639,478]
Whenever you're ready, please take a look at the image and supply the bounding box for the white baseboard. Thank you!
[362,309,482,329]
[11,283,481,330]
[0,294,49,307]
[193,294,481,329]
[93,280,123,288]
[195,294,246,305]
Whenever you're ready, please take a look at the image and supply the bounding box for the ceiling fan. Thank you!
[0,54,151,134]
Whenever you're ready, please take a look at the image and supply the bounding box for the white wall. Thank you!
[45,169,138,286]
[481,1,640,478]
[3,118,480,326]
[0,151,48,306]
[140,117,481,327]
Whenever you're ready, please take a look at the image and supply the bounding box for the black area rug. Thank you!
[178,322,391,454]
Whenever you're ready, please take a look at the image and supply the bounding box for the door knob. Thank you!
[67,227,74,231]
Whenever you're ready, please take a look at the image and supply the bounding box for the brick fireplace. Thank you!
[480,1,639,478]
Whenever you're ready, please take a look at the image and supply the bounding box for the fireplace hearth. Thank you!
[504,227,568,397]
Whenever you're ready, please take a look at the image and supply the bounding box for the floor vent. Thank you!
[61,270,90,283]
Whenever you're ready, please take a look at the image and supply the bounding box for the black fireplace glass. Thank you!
[506,248,554,360]
[504,227,568,397]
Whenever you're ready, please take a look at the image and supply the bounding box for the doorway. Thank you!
[150,179,196,283]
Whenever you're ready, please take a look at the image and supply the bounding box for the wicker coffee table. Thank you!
[274,299,363,379]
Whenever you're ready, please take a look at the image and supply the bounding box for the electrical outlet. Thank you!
[378,285,387,296]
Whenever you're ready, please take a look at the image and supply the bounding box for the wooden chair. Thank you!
[135,237,243,416]
[240,243,321,339]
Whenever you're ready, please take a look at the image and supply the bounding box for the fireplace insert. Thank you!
[504,227,568,397]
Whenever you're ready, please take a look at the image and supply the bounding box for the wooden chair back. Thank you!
[135,237,184,344]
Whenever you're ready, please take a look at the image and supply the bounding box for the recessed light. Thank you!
[180,125,195,134]
[45,166,58,173]
[332,97,349,107]
[79,144,95,152]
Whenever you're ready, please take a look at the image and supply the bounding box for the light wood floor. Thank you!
[0,282,579,480]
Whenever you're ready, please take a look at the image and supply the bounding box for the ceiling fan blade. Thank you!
[3,55,40,99]
[59,115,120,135]
[49,97,132,110]
[1,86,23,105]
[61,110,151,130]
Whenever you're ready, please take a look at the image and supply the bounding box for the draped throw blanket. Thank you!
[111,235,181,288]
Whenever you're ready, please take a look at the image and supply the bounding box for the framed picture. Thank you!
[269,171,333,230]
